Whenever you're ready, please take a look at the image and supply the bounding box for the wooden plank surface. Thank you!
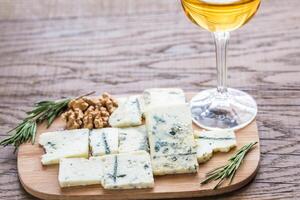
[0,0,300,199]
[17,94,260,200]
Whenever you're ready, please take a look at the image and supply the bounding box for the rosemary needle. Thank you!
[201,142,258,189]
[0,91,95,150]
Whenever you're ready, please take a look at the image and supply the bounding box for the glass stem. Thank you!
[213,32,230,94]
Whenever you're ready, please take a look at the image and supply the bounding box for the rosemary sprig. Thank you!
[201,142,258,189]
[0,91,95,149]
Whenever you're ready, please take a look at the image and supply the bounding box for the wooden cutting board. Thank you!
[17,93,260,200]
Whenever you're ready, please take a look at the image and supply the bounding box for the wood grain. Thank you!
[17,94,260,200]
[0,0,300,199]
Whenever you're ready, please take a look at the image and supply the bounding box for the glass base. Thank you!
[190,88,257,131]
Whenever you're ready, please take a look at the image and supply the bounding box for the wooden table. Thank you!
[0,0,299,199]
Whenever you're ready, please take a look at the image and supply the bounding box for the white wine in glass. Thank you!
[181,0,261,130]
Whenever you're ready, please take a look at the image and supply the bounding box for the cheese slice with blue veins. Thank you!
[151,154,198,175]
[146,104,197,156]
[118,125,149,153]
[58,157,102,188]
[101,151,154,189]
[195,139,213,163]
[109,96,143,128]
[89,128,119,156]
[143,88,186,112]
[194,129,237,153]
[117,95,146,116]
[39,129,89,165]
[145,104,198,175]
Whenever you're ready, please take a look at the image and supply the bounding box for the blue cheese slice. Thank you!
[195,139,213,163]
[151,154,198,175]
[109,96,143,128]
[194,130,237,153]
[143,88,186,112]
[39,129,89,165]
[89,128,119,156]
[145,104,198,175]
[118,125,149,153]
[101,151,154,189]
[117,95,145,116]
[58,157,102,188]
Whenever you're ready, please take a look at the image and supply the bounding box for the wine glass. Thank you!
[181,0,261,130]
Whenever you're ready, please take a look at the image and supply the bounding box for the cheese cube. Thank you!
[195,139,213,163]
[89,128,119,156]
[39,129,89,165]
[118,125,149,153]
[143,88,186,111]
[58,157,102,188]
[101,151,154,189]
[145,104,198,175]
[109,96,143,128]
[194,130,237,153]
